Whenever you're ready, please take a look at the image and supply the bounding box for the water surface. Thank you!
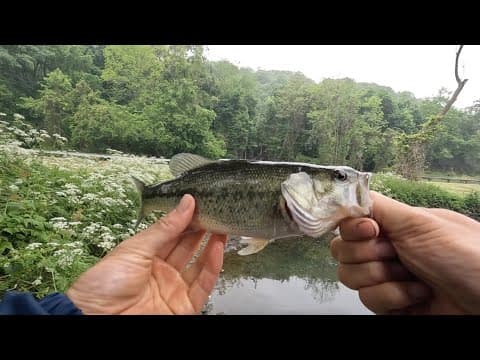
[204,236,373,315]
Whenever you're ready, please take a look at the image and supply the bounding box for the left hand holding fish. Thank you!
[66,195,227,314]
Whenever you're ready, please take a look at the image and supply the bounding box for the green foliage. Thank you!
[463,192,480,220]
[371,173,480,218]
[0,146,170,297]
[210,61,258,158]
[302,79,387,170]
[1,45,480,172]
[20,69,74,135]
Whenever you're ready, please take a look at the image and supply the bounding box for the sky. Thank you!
[204,45,480,110]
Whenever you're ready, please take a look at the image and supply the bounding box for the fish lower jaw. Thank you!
[348,205,371,218]
[297,222,336,239]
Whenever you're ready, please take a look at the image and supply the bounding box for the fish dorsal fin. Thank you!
[169,153,213,177]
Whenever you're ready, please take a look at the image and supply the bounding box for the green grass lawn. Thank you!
[423,171,480,181]
[423,181,480,196]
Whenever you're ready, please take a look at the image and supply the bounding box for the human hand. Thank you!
[66,194,227,315]
[330,191,480,314]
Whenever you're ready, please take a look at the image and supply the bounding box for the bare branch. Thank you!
[439,45,468,117]
[455,45,464,84]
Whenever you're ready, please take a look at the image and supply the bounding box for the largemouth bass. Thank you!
[132,153,372,255]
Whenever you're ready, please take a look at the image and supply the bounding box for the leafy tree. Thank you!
[20,69,74,135]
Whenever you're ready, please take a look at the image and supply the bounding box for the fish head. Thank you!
[280,166,372,238]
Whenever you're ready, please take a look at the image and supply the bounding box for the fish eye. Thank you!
[334,169,348,181]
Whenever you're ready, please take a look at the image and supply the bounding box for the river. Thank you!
[203,235,373,315]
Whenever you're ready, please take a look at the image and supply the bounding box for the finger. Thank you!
[330,237,397,263]
[120,194,196,258]
[183,233,226,285]
[337,261,413,290]
[339,217,379,242]
[186,234,227,313]
[358,281,432,314]
[165,229,207,271]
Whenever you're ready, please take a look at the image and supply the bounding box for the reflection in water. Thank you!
[204,235,373,315]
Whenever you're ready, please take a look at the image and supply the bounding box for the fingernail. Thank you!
[356,220,375,237]
[177,195,191,213]
[407,283,430,301]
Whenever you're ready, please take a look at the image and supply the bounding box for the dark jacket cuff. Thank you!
[0,291,83,315]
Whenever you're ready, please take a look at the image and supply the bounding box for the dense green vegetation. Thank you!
[371,173,480,220]
[2,45,480,174]
[0,129,170,297]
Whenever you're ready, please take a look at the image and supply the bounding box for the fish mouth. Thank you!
[359,171,373,218]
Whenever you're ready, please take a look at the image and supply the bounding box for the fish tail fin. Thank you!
[132,176,146,230]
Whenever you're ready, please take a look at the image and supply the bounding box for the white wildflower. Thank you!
[54,249,67,257]
[64,241,83,248]
[13,129,27,137]
[47,242,60,247]
[49,217,67,222]
[112,223,123,229]
[71,248,83,256]
[98,240,115,250]
[8,184,19,192]
[100,232,115,242]
[8,140,23,147]
[13,113,25,120]
[0,113,6,117]
[26,243,43,250]
[54,249,74,268]
[81,193,97,202]
[100,226,112,233]
[55,191,67,197]
[138,223,148,230]
[32,276,43,286]
[52,221,69,230]
[100,197,116,207]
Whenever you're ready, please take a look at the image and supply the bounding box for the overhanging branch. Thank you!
[439,45,468,117]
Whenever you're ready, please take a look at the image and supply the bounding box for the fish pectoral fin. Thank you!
[237,238,270,256]
[239,236,253,245]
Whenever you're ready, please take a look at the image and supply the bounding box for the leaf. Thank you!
[0,239,13,254]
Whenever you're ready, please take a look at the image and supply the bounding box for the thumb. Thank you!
[121,194,196,257]
[370,191,423,237]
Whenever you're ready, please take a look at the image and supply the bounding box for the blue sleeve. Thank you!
[0,291,83,315]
